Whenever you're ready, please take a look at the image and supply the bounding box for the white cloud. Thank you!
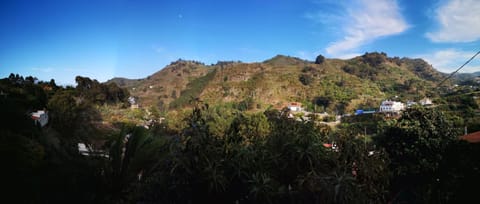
[419,49,480,73]
[321,0,408,57]
[426,0,480,43]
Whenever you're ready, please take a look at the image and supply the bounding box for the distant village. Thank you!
[284,97,434,121]
[27,85,479,158]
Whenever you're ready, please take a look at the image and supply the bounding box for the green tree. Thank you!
[75,75,129,105]
[330,128,390,203]
[47,89,100,140]
[226,112,270,145]
[314,96,332,112]
[376,106,459,203]
[104,126,168,203]
[315,54,325,64]
[299,74,314,86]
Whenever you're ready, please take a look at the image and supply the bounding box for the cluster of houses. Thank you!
[285,98,434,118]
[356,98,433,116]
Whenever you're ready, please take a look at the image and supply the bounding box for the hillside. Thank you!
[453,71,480,82]
[106,77,144,88]
[111,52,449,113]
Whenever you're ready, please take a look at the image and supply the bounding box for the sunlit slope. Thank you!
[111,52,446,113]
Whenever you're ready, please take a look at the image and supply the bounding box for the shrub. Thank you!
[299,74,314,86]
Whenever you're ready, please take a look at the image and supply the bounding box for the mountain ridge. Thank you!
[108,52,452,113]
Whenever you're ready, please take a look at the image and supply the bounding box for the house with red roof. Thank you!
[31,110,48,127]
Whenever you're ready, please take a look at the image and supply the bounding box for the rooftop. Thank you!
[460,131,480,143]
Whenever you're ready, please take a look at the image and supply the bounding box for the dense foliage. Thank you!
[75,76,129,105]
[315,55,325,64]
[2,73,480,203]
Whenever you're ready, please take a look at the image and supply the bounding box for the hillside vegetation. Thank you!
[2,57,479,203]
[115,52,446,113]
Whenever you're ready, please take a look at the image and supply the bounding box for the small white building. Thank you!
[128,96,136,105]
[288,102,303,112]
[128,96,139,109]
[31,110,48,127]
[78,143,90,156]
[379,100,405,113]
[406,100,417,107]
[419,98,433,106]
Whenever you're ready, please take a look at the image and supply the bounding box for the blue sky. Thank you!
[1,0,479,85]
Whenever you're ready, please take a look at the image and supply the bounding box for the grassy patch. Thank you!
[169,69,217,109]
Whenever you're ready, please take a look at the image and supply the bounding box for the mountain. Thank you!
[106,77,144,88]
[453,71,480,82]
[110,52,448,113]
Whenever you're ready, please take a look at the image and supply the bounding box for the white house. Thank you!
[128,96,136,105]
[419,98,433,106]
[288,102,302,112]
[78,143,90,156]
[31,110,48,127]
[379,100,405,113]
[128,96,139,109]
[406,100,417,107]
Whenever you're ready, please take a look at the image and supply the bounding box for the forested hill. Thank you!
[110,52,447,113]
[2,55,479,204]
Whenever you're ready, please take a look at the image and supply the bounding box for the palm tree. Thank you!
[103,126,168,202]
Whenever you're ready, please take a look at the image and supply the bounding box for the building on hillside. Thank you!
[419,98,433,106]
[31,110,48,127]
[355,109,376,115]
[406,100,417,107]
[379,100,405,114]
[128,96,139,109]
[323,142,338,152]
[128,96,136,105]
[354,110,364,115]
[288,102,303,112]
[78,143,89,156]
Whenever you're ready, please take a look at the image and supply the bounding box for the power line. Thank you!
[437,50,480,87]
